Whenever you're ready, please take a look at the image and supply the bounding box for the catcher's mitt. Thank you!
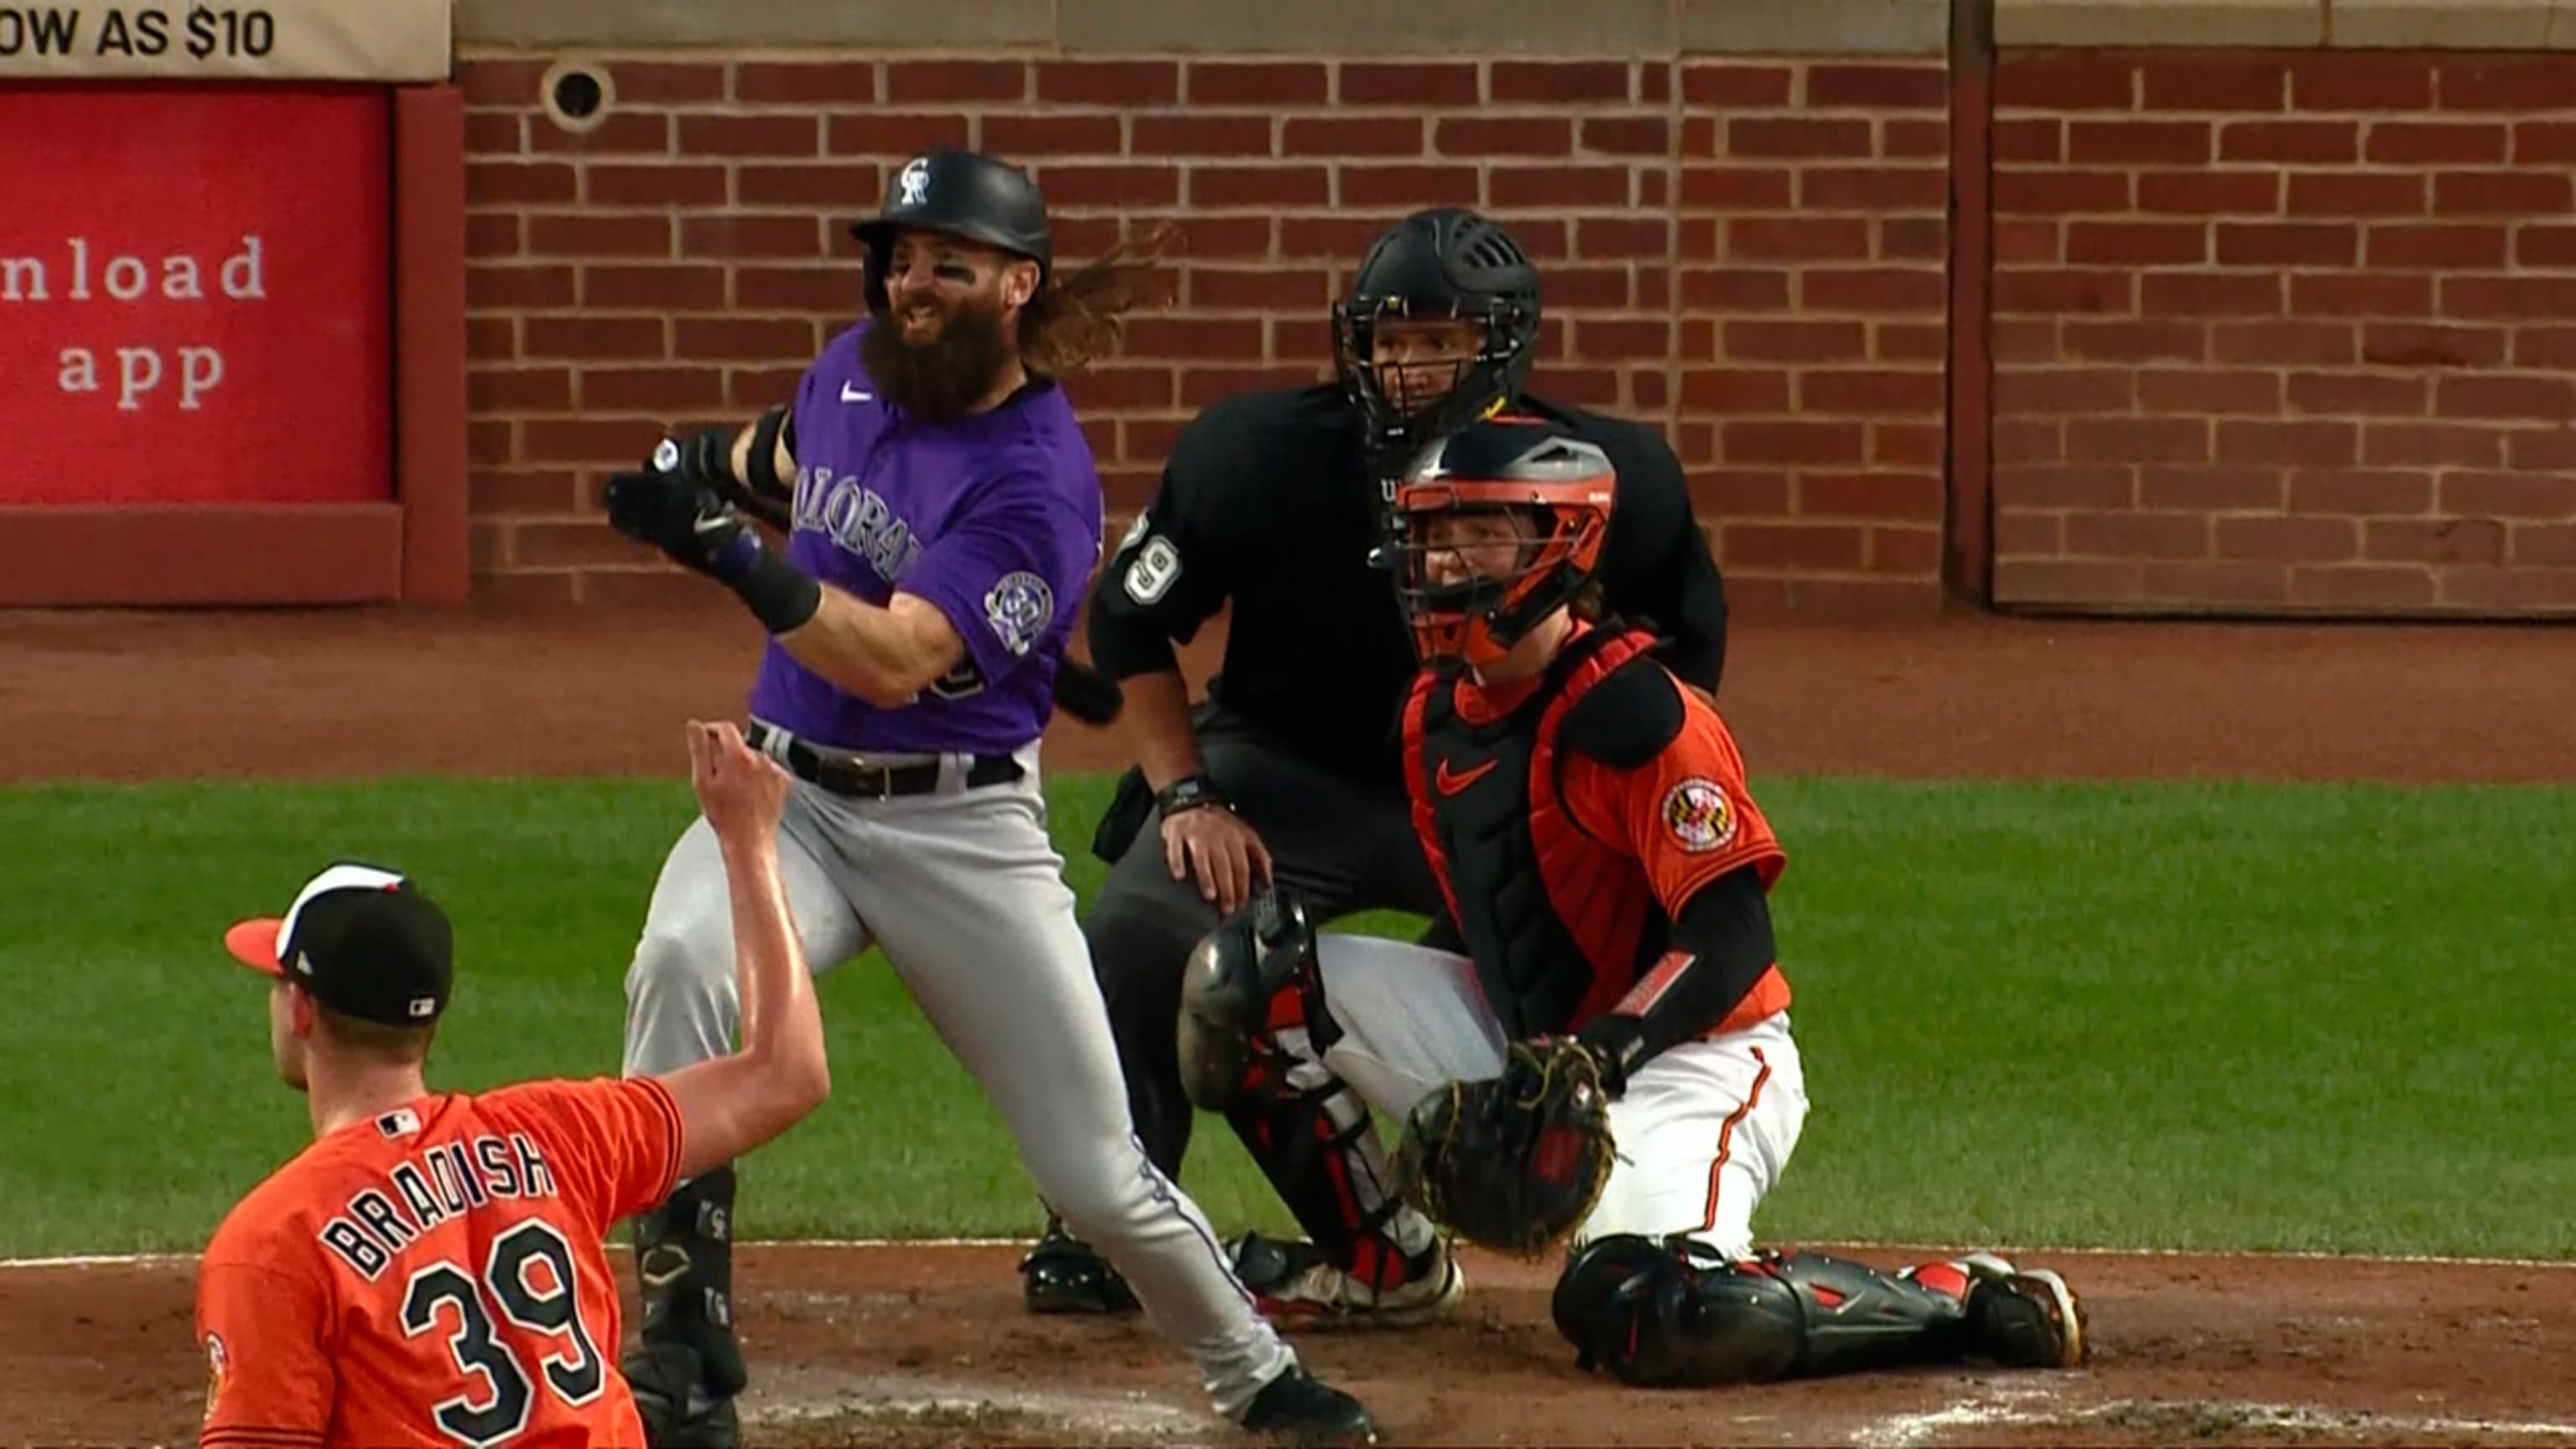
[1395,1036,1618,1259]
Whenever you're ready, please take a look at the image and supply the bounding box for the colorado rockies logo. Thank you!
[896,158,931,208]
[984,571,1054,658]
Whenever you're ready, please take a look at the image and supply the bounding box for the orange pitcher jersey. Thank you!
[195,1077,685,1448]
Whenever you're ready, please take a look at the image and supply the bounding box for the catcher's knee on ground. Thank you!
[1550,1237,1971,1388]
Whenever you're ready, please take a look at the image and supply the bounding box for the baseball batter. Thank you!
[598,147,1375,1449]
[195,719,831,1446]
[1173,416,2092,1386]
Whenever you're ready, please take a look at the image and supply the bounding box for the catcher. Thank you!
[1175,414,2090,1386]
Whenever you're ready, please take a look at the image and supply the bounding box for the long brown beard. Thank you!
[860,294,1015,422]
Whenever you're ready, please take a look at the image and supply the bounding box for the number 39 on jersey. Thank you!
[402,1220,605,1444]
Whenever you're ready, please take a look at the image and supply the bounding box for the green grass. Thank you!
[2,774,2569,1261]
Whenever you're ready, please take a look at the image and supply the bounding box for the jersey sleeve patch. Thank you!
[1659,776,1741,854]
[983,569,1056,658]
[1556,657,1685,769]
[203,1330,227,1420]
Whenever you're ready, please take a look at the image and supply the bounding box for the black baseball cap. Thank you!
[222,863,454,1026]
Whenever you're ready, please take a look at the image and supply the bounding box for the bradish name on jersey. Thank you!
[316,1130,563,1281]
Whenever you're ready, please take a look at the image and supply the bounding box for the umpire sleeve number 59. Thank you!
[1123,533,1184,607]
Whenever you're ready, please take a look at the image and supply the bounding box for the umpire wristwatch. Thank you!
[1156,772,1229,818]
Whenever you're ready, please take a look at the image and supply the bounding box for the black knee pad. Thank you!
[1175,886,1322,1109]
[1551,1235,1804,1388]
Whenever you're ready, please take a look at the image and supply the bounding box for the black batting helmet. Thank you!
[1332,207,1543,468]
[849,148,1053,316]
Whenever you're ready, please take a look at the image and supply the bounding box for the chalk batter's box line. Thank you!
[4,1238,2573,1271]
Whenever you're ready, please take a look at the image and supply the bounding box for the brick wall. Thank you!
[447,0,2576,621]
[1987,50,2576,614]
[457,54,1951,612]
[1681,59,1953,610]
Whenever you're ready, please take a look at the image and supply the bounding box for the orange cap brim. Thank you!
[224,918,286,977]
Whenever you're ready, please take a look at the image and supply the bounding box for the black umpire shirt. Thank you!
[1086,383,1730,795]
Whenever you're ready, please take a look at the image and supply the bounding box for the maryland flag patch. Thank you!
[1659,776,1739,854]
[202,1332,228,1420]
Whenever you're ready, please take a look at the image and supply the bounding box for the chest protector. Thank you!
[1402,626,1676,1041]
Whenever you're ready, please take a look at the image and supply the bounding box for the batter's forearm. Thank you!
[773,589,962,708]
[1118,669,1207,792]
[725,413,797,501]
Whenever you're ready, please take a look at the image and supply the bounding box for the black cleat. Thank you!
[1020,1213,1140,1316]
[1239,1364,1379,1447]
[623,1341,742,1449]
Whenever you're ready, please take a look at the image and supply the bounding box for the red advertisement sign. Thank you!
[0,84,391,506]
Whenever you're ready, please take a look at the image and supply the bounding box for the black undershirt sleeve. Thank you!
[1581,863,1776,1078]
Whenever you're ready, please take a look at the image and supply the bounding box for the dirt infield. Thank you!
[2,596,2573,1446]
[5,1244,2573,1447]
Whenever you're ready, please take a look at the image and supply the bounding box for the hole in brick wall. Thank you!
[539,59,614,133]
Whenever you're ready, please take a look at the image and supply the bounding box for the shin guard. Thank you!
[1226,1034,1437,1290]
[1182,889,1439,1290]
[1552,1237,1973,1388]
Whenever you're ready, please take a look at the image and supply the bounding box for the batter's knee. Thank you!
[621,917,736,1077]
[624,917,727,1007]
[1174,887,1322,1110]
[1551,1235,1804,1389]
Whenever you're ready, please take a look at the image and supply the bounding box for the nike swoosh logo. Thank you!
[841,382,873,402]
[1435,757,1498,796]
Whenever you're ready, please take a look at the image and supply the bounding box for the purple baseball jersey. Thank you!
[744,319,1105,756]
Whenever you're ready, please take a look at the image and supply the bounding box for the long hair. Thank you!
[1018,221,1179,378]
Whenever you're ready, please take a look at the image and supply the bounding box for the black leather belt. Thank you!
[745,723,1023,800]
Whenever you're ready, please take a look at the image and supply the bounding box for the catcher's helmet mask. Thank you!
[849,148,1054,319]
[1373,417,1613,668]
[1333,207,1543,473]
